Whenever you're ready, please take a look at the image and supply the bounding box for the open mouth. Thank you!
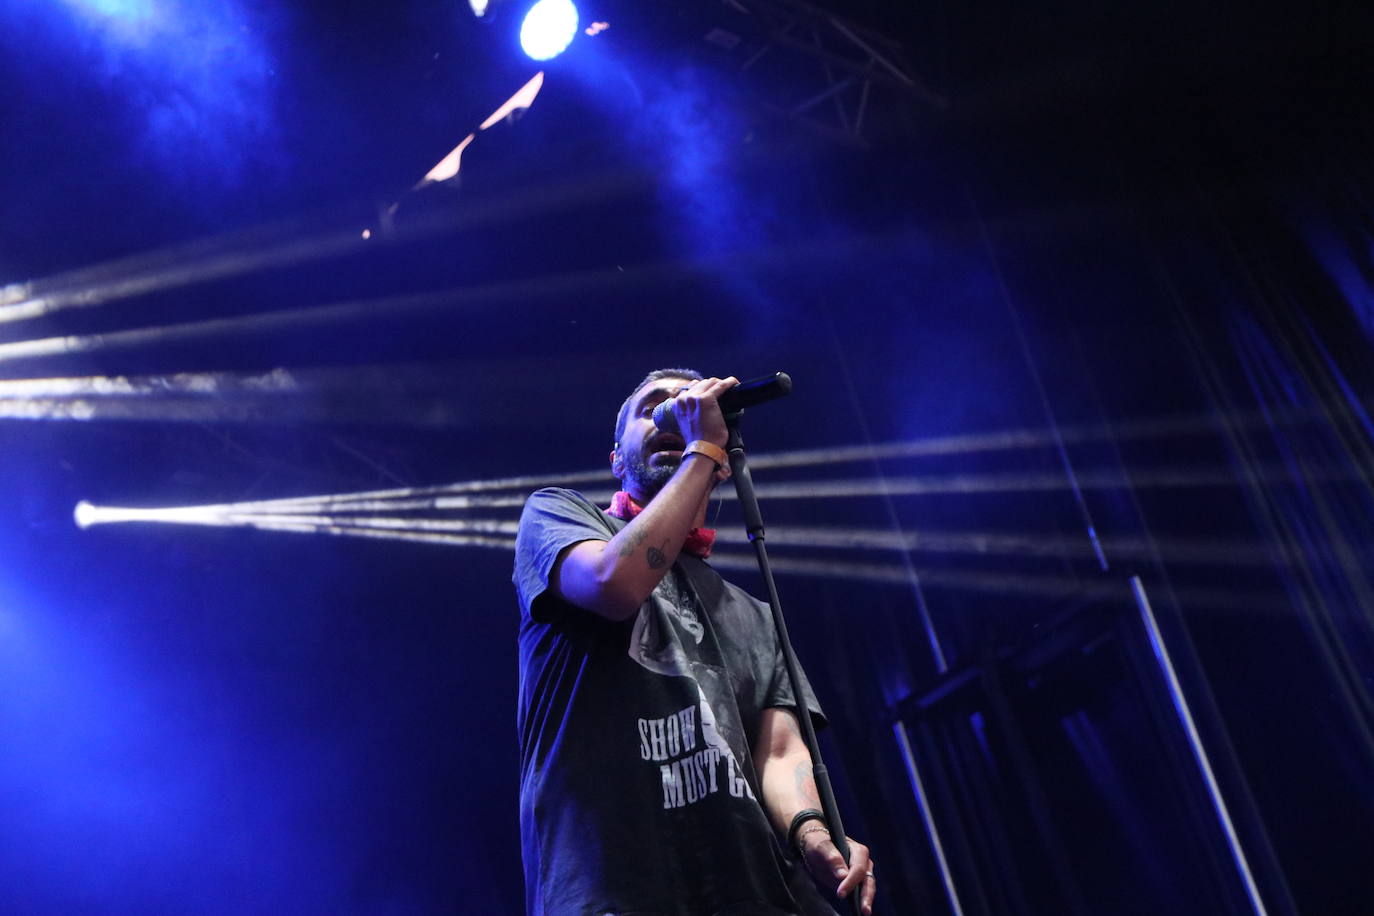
[649,436,686,460]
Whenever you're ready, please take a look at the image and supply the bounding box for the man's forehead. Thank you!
[632,377,694,404]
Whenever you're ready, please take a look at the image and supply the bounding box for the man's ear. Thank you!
[610,447,624,481]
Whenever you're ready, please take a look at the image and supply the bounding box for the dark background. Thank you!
[2,1,1373,912]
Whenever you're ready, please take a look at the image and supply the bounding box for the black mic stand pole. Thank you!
[725,410,865,916]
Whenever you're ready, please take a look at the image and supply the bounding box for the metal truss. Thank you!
[710,0,946,145]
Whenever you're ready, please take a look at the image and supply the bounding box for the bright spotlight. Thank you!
[73,501,98,529]
[468,0,490,17]
[519,0,578,61]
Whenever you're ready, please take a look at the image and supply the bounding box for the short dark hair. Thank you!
[613,367,703,446]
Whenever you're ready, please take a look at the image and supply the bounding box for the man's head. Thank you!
[611,368,703,502]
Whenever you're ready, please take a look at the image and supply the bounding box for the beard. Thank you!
[622,450,678,500]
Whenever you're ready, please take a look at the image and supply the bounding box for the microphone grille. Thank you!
[651,399,680,434]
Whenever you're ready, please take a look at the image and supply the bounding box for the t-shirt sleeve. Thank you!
[512,487,617,623]
[745,586,826,730]
[710,573,830,734]
[763,642,829,732]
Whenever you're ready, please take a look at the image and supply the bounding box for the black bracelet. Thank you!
[786,808,826,852]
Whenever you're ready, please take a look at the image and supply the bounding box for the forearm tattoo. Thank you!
[646,541,668,569]
[617,528,646,559]
[794,762,822,808]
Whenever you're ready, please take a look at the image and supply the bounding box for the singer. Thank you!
[513,369,876,916]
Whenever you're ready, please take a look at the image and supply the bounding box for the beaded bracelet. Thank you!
[795,822,831,852]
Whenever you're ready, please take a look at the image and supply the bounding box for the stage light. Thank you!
[469,0,491,17]
[520,0,578,61]
[73,501,99,530]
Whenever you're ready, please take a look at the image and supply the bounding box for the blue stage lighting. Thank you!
[519,0,578,61]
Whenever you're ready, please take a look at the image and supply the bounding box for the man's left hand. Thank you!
[800,829,876,914]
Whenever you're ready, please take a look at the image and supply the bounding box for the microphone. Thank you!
[652,372,792,434]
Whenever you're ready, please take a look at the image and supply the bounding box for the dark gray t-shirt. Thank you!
[513,488,831,916]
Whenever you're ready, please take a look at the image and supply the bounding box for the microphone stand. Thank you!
[725,410,865,916]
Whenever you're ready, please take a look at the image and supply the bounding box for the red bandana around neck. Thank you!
[606,490,717,559]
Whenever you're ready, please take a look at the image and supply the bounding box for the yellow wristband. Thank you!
[683,440,728,469]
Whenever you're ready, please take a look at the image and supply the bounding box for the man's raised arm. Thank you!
[550,375,737,620]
